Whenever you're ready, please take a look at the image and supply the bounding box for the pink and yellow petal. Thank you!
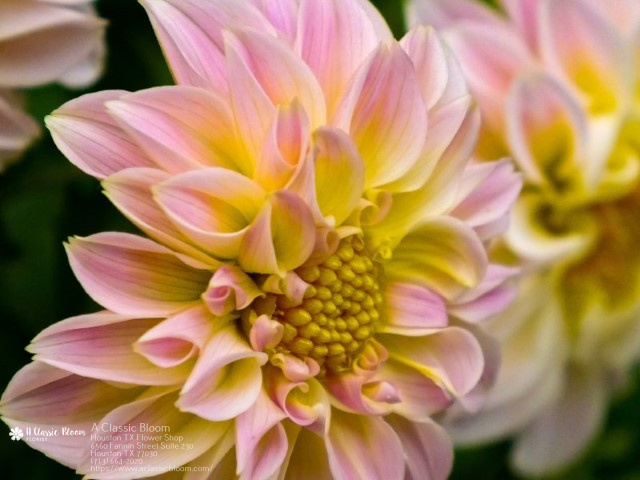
[236,390,288,480]
[224,28,326,128]
[325,410,405,480]
[239,191,315,274]
[178,325,267,421]
[335,43,428,189]
[296,0,379,115]
[135,305,215,368]
[382,282,448,335]
[106,86,246,174]
[380,326,485,398]
[255,100,310,191]
[386,216,488,300]
[102,167,217,266]
[28,312,190,385]
[203,265,264,316]
[46,91,154,179]
[313,127,365,226]
[66,232,211,317]
[153,168,266,259]
[505,72,588,188]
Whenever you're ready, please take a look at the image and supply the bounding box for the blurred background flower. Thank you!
[0,0,106,170]
[407,0,640,477]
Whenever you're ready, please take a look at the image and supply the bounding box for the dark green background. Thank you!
[0,1,638,478]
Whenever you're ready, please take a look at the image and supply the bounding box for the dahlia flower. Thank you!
[2,0,521,478]
[408,0,640,475]
[0,0,105,170]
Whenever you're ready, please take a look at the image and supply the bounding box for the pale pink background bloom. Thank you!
[0,0,106,170]
[408,0,640,475]
[3,1,521,478]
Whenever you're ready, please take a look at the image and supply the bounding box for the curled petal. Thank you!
[178,325,267,421]
[327,373,399,416]
[506,72,587,187]
[386,216,488,300]
[239,191,315,274]
[352,339,389,377]
[377,359,452,421]
[236,390,287,480]
[256,100,310,190]
[261,271,310,305]
[135,305,214,368]
[103,167,217,266]
[505,193,598,263]
[154,167,266,259]
[380,327,485,398]
[270,375,330,428]
[305,227,341,265]
[270,353,320,382]
[249,314,284,352]
[313,127,365,226]
[203,265,264,316]
[66,232,211,317]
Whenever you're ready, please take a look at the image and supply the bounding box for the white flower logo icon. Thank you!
[9,427,23,441]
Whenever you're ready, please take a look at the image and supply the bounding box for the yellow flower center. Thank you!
[562,187,640,322]
[272,236,383,376]
[539,116,640,336]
